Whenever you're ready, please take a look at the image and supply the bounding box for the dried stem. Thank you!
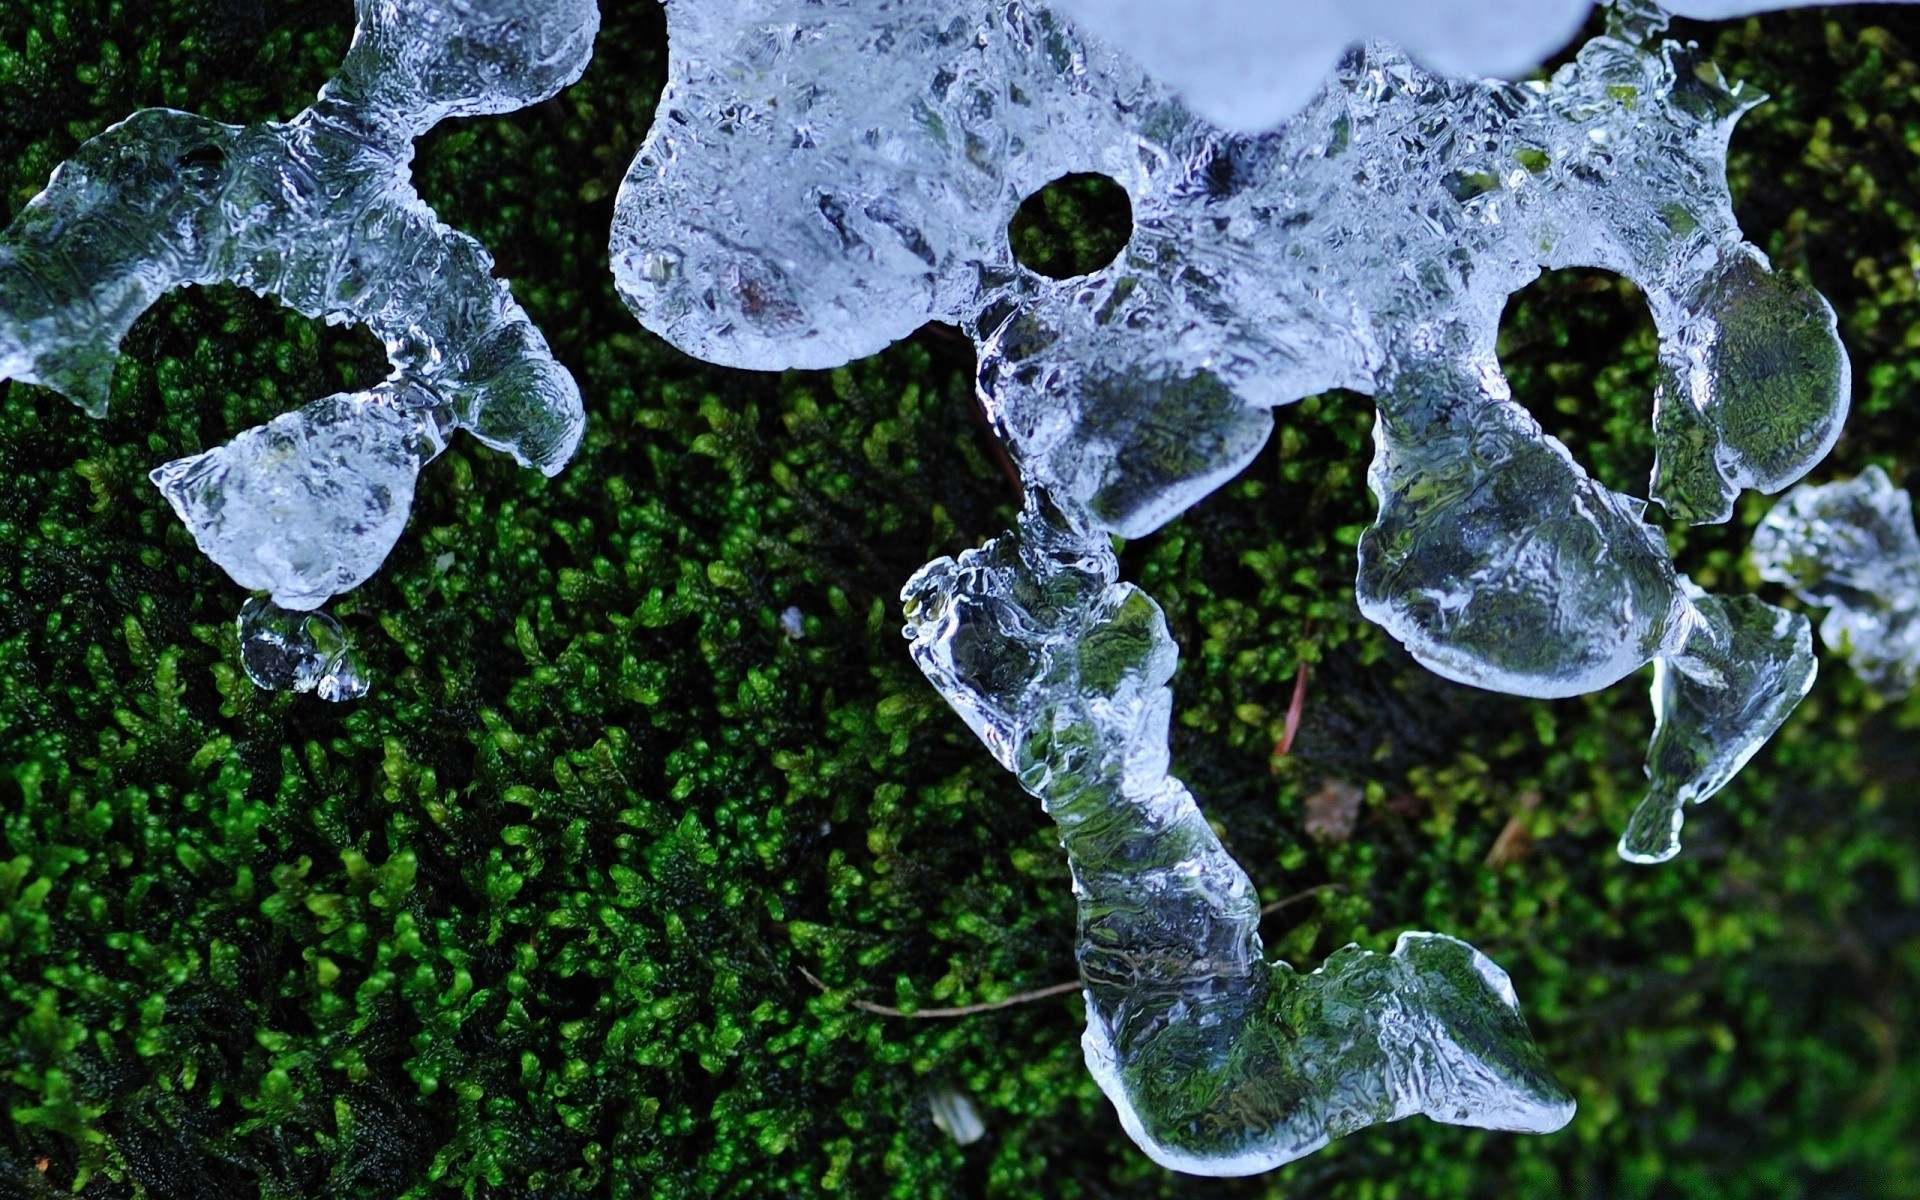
[801,886,1346,1020]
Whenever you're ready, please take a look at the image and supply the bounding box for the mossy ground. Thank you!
[0,3,1917,1197]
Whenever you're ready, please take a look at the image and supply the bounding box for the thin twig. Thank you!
[800,967,1081,1019]
[1273,620,1315,763]
[800,890,1347,1020]
[1260,882,1347,916]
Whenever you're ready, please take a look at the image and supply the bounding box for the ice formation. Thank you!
[1049,0,1920,131]
[612,0,1855,1169]
[1752,467,1920,697]
[0,0,599,693]
[614,0,1835,856]
[904,492,1575,1174]
[235,597,369,703]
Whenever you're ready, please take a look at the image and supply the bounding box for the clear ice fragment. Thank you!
[615,0,1832,857]
[1622,583,1815,863]
[237,596,369,702]
[0,0,598,618]
[153,387,447,611]
[1751,467,1920,698]
[903,493,1574,1175]
[926,1086,987,1146]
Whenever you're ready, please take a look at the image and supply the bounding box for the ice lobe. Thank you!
[903,492,1575,1175]
[614,0,1832,854]
[154,387,449,611]
[0,0,597,641]
[1048,0,1589,131]
[1752,467,1920,698]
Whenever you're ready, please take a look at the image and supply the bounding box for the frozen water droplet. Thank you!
[238,596,368,702]
[152,389,442,611]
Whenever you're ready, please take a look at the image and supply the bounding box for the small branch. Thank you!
[799,967,1080,1018]
[1260,882,1347,917]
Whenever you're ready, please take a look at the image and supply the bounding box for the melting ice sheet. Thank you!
[0,0,600,694]
[614,0,1836,856]
[904,493,1576,1175]
[1753,467,1920,698]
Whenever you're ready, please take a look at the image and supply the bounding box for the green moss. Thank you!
[1,2,1918,1197]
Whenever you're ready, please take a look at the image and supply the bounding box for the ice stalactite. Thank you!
[0,0,600,695]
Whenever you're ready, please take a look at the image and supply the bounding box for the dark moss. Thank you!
[0,2,1917,1197]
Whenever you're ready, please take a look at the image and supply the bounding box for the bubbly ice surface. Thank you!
[904,493,1575,1175]
[615,0,1830,854]
[1752,467,1920,698]
[0,0,598,664]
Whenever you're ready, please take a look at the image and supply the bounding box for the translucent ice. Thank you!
[154,387,449,611]
[903,493,1575,1175]
[0,0,598,618]
[1752,467,1920,698]
[237,597,369,703]
[614,0,1831,856]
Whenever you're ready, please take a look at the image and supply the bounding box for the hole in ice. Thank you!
[124,284,389,442]
[174,143,228,186]
[1008,172,1132,281]
[1497,267,1660,503]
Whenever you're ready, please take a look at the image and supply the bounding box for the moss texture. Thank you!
[1,2,1917,1197]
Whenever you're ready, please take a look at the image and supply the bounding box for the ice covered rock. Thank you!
[1752,467,1920,698]
[0,0,598,673]
[903,492,1575,1175]
[614,0,1833,858]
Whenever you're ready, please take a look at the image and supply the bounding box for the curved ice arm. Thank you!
[1356,356,1815,862]
[902,494,1574,1175]
[1752,467,1920,697]
[0,0,597,641]
[1622,584,1815,862]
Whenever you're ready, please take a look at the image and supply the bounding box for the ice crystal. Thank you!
[904,493,1575,1175]
[1752,467,1920,697]
[0,0,598,671]
[236,597,369,703]
[613,0,1835,855]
